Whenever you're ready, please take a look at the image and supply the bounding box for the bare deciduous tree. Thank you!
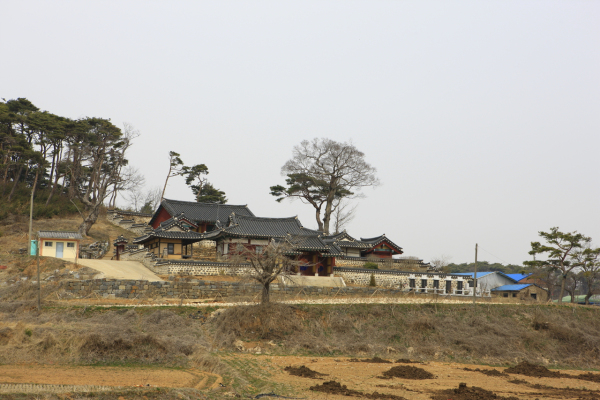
[141,187,162,214]
[331,199,357,235]
[430,255,452,272]
[271,138,379,234]
[229,240,303,304]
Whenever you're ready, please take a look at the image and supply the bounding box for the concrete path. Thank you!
[74,259,163,282]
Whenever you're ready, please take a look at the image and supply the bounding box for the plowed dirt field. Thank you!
[2,356,600,399]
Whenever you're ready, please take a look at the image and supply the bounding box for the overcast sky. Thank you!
[2,1,599,265]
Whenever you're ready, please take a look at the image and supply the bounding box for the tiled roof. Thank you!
[133,213,205,244]
[133,230,205,244]
[158,214,198,230]
[360,234,403,253]
[149,199,254,226]
[286,234,331,252]
[221,214,321,238]
[323,231,370,249]
[38,231,84,240]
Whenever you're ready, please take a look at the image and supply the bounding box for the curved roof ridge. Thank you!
[162,198,250,208]
[360,234,387,242]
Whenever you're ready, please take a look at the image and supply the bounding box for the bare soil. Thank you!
[0,365,220,389]
[2,355,600,399]
[350,356,393,363]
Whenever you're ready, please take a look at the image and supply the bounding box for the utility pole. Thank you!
[473,243,478,304]
[37,232,41,312]
[28,186,34,256]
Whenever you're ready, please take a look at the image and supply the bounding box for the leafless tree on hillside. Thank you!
[229,239,304,304]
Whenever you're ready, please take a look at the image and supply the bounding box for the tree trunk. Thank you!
[585,292,592,305]
[7,164,24,202]
[261,281,270,304]
[45,171,62,206]
[78,205,101,236]
[558,274,566,304]
[315,208,324,232]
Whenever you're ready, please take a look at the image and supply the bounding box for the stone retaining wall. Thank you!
[61,279,404,300]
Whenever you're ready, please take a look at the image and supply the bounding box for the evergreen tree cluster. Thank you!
[0,98,136,234]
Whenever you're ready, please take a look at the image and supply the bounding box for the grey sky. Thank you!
[2,1,599,265]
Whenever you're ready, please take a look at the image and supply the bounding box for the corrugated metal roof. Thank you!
[38,231,84,240]
[491,284,532,291]
[505,273,532,282]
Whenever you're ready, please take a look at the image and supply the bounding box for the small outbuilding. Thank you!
[38,231,83,261]
[492,283,548,301]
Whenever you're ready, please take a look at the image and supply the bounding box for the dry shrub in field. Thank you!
[78,332,167,360]
[213,303,305,345]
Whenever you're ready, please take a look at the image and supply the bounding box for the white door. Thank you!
[56,242,64,258]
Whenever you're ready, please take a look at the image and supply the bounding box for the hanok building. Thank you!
[203,214,341,276]
[323,231,429,271]
[133,214,205,259]
[149,199,254,232]
[323,231,404,258]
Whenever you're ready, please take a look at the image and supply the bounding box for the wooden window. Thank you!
[67,242,75,248]
[409,279,415,288]
[167,243,174,255]
[45,242,53,247]
[433,280,439,289]
[503,293,509,298]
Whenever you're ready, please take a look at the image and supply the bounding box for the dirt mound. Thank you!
[284,365,327,379]
[395,358,418,363]
[431,382,519,400]
[309,381,407,399]
[350,357,392,363]
[379,365,434,379]
[508,378,528,384]
[464,367,508,377]
[504,361,561,378]
[577,372,600,383]
[310,381,363,396]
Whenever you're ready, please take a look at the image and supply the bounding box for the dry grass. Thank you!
[0,211,133,257]
[211,302,600,369]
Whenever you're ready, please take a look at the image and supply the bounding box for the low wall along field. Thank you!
[61,278,405,300]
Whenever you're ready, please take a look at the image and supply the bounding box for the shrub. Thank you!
[364,262,378,269]
[369,273,376,287]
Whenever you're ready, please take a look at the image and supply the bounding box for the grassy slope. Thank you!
[1,303,599,371]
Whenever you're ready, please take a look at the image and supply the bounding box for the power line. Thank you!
[477,245,512,265]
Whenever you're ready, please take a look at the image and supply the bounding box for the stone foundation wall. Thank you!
[61,278,404,300]
[336,258,428,273]
[334,267,468,292]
